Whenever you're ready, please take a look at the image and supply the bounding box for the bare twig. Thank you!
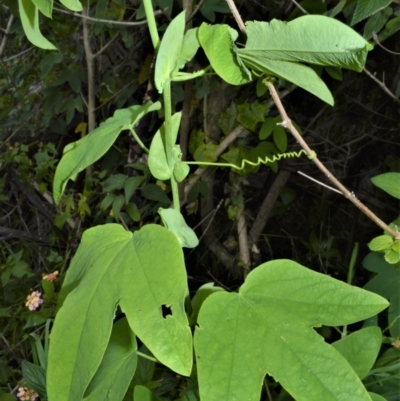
[297,171,342,194]
[235,184,251,277]
[373,32,400,55]
[224,0,247,34]
[267,83,400,240]
[290,0,308,14]
[0,14,14,57]
[187,0,206,22]
[249,170,291,245]
[363,68,400,104]
[82,6,96,134]
[53,6,161,26]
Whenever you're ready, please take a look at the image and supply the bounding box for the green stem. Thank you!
[129,127,150,153]
[342,242,359,338]
[137,351,158,363]
[163,81,180,211]
[142,0,160,51]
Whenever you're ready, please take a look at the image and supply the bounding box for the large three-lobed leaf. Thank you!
[47,224,192,401]
[194,260,388,401]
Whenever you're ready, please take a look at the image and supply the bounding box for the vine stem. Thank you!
[143,0,160,50]
[267,82,400,240]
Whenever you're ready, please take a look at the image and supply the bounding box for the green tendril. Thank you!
[185,150,316,170]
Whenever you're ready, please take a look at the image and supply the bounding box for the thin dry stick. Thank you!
[225,0,247,34]
[53,6,161,26]
[373,32,400,56]
[267,83,400,240]
[82,6,96,134]
[0,14,14,57]
[363,68,400,104]
[291,0,308,14]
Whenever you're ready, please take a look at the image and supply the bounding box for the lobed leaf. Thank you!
[48,224,192,401]
[53,102,160,204]
[195,259,388,401]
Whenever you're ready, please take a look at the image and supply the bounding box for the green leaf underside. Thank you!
[241,56,334,105]
[59,0,82,12]
[159,208,199,248]
[53,102,160,204]
[47,224,192,401]
[148,112,182,180]
[198,23,252,85]
[83,318,137,401]
[155,11,186,92]
[371,172,400,199]
[31,0,52,18]
[239,17,372,72]
[332,326,382,380]
[18,0,57,50]
[352,0,392,26]
[195,260,388,401]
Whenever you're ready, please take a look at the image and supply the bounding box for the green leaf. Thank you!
[102,174,127,192]
[371,172,400,199]
[273,125,287,152]
[83,318,137,401]
[198,23,252,85]
[244,57,335,105]
[141,184,171,204]
[351,0,391,26]
[53,102,160,204]
[368,393,387,401]
[18,0,57,50]
[384,249,400,264]
[259,118,275,140]
[363,7,393,39]
[236,101,265,132]
[125,176,145,202]
[199,0,230,22]
[155,11,186,93]
[126,202,141,222]
[332,327,382,379]
[363,252,400,337]
[194,259,388,401]
[189,283,224,326]
[239,17,372,72]
[31,0,52,17]
[175,28,200,73]
[368,235,393,252]
[325,66,343,81]
[134,385,163,401]
[173,162,190,183]
[21,361,47,399]
[112,194,125,221]
[159,208,199,248]
[378,15,400,41]
[148,113,182,180]
[48,224,192,401]
[59,0,82,11]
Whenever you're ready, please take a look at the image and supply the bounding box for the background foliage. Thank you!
[0,0,400,400]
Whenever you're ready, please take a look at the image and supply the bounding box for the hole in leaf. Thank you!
[161,304,172,319]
